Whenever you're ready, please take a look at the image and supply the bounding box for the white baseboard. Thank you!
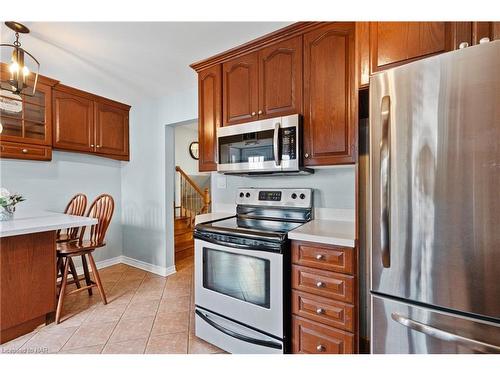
[121,256,176,277]
[74,255,176,277]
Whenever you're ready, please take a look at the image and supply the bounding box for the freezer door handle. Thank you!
[391,312,500,353]
[380,96,391,268]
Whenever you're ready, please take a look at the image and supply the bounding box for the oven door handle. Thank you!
[194,231,282,253]
[195,310,282,350]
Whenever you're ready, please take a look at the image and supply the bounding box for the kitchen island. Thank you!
[0,211,97,344]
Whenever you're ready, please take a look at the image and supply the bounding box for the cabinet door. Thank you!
[472,22,500,44]
[95,101,129,157]
[303,22,356,166]
[0,80,52,147]
[198,65,222,172]
[370,22,448,73]
[52,88,94,152]
[222,52,258,126]
[258,36,302,119]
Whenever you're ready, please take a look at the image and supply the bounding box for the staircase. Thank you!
[174,166,211,262]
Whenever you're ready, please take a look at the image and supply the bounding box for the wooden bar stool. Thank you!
[55,194,115,324]
[56,193,87,293]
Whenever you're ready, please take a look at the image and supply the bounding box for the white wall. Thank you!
[121,87,198,272]
[174,121,198,175]
[0,152,123,262]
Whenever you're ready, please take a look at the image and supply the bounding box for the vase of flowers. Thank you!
[0,188,25,221]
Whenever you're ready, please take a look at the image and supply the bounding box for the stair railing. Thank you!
[174,166,211,226]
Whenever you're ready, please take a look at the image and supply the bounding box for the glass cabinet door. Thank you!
[0,79,51,146]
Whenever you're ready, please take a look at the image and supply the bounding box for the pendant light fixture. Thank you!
[1,21,40,96]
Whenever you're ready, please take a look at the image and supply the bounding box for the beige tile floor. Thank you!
[1,256,225,354]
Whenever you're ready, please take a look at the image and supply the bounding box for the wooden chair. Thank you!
[56,193,87,292]
[55,194,115,324]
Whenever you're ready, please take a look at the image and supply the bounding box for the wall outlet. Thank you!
[216,175,227,189]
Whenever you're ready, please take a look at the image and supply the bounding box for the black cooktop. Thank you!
[195,216,305,243]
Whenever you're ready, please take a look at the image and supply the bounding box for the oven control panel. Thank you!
[236,188,313,208]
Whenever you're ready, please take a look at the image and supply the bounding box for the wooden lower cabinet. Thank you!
[0,231,56,344]
[292,290,354,332]
[292,316,354,354]
[291,240,357,354]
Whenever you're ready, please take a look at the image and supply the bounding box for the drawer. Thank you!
[0,142,51,161]
[292,240,355,274]
[292,265,354,303]
[292,315,354,354]
[292,290,354,332]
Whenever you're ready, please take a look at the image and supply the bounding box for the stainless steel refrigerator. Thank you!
[369,40,500,354]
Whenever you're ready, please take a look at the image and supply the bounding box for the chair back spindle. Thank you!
[80,194,114,246]
[57,193,87,240]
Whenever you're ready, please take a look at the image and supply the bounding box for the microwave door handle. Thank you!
[380,96,391,268]
[195,310,282,350]
[391,313,500,353]
[273,122,281,167]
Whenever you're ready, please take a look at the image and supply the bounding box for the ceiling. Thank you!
[1,22,291,99]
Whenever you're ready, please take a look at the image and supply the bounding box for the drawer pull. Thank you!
[316,281,325,288]
[22,148,28,154]
[315,254,325,260]
[316,344,326,352]
[316,308,325,315]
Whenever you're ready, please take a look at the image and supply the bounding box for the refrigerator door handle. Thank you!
[380,96,391,268]
[391,312,500,354]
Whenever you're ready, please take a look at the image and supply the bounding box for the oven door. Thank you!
[194,237,283,338]
[217,114,299,173]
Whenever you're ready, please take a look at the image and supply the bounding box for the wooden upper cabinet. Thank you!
[95,102,129,157]
[303,22,356,166]
[370,22,449,73]
[198,65,221,172]
[222,52,258,126]
[258,36,303,119]
[52,84,130,160]
[53,86,94,152]
[472,22,500,44]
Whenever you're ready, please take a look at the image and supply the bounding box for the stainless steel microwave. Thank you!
[217,114,310,175]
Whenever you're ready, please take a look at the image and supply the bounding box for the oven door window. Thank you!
[202,247,271,309]
[219,130,274,165]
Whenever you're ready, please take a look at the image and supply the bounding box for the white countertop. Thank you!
[195,212,235,225]
[289,219,356,247]
[0,210,98,238]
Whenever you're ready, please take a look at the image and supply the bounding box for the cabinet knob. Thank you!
[316,254,325,260]
[316,281,325,288]
[258,110,263,115]
[479,37,490,44]
[304,153,309,158]
[91,144,95,147]
[96,145,101,148]
[316,308,325,315]
[458,41,469,49]
[22,148,28,154]
[316,344,326,352]
[251,112,256,116]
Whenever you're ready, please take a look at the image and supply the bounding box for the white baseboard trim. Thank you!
[74,255,176,277]
[121,256,176,277]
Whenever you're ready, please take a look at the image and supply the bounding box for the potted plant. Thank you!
[0,188,25,221]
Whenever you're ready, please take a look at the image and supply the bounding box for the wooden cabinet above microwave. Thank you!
[222,35,303,126]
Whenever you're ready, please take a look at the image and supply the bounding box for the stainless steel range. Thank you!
[193,188,313,354]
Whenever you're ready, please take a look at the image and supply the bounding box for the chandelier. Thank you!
[1,21,40,96]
